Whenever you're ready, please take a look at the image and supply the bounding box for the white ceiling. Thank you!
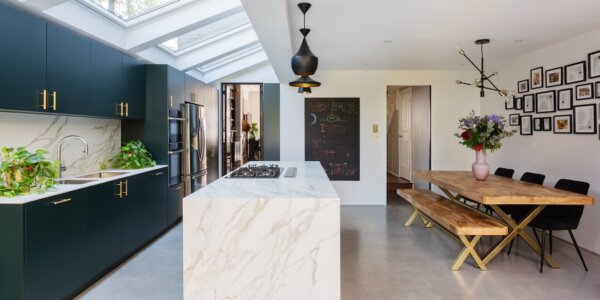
[12,0,269,83]
[243,0,600,82]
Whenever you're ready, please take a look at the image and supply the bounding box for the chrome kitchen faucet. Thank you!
[57,135,89,178]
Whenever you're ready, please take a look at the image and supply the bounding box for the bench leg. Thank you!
[452,235,486,271]
[405,207,433,228]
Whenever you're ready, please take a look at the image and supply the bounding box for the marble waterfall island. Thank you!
[183,161,340,300]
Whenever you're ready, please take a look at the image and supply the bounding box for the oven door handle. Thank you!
[168,149,185,154]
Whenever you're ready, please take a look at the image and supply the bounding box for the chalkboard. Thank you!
[305,98,360,181]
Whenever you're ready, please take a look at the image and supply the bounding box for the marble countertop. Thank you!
[0,165,167,205]
[184,161,339,201]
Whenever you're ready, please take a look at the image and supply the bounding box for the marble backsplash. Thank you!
[0,111,121,178]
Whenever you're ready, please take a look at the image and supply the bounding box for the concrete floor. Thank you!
[77,201,600,299]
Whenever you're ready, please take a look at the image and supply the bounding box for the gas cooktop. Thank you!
[228,164,282,178]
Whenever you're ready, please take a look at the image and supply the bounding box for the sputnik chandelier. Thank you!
[289,2,320,94]
[455,39,514,102]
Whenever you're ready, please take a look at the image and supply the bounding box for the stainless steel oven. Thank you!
[168,109,185,187]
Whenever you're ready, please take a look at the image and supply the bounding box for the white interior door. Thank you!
[398,89,412,180]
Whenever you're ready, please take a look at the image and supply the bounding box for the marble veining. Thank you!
[183,161,341,300]
[0,111,120,177]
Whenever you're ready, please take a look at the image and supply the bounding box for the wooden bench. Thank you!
[397,189,508,271]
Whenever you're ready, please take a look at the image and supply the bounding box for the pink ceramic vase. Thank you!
[472,150,490,180]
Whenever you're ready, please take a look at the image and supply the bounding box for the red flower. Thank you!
[474,144,483,151]
[460,130,471,140]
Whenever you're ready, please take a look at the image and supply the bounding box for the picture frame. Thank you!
[505,97,514,109]
[517,80,529,93]
[553,115,572,134]
[520,115,533,135]
[573,104,597,134]
[535,91,556,113]
[596,82,600,99]
[530,67,544,89]
[575,83,594,100]
[514,97,522,110]
[523,94,535,113]
[509,114,520,126]
[565,61,587,84]
[545,67,563,87]
[534,118,543,131]
[557,88,573,110]
[543,117,552,131]
[588,50,600,79]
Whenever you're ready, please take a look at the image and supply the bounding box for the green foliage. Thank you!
[455,111,516,152]
[0,147,59,197]
[109,140,156,169]
[249,122,259,139]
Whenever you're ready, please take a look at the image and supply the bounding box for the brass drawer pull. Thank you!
[40,90,47,110]
[116,181,124,198]
[123,180,128,196]
[50,91,57,111]
[152,172,164,176]
[124,102,129,117]
[52,198,71,205]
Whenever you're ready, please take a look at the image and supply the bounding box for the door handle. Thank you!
[124,102,129,117]
[123,180,128,197]
[116,181,124,198]
[40,90,47,110]
[152,171,164,176]
[170,96,173,108]
[50,91,57,111]
[52,198,71,205]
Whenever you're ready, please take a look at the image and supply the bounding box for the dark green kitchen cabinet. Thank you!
[91,41,123,118]
[120,175,148,255]
[145,169,168,238]
[168,65,185,109]
[0,3,46,112]
[185,74,204,105]
[122,55,146,119]
[86,181,122,279]
[46,22,92,115]
[167,183,184,226]
[24,189,87,300]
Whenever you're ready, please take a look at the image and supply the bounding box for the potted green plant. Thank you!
[109,140,156,169]
[0,147,59,197]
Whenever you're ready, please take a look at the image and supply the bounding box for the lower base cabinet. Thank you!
[0,167,169,300]
[167,183,184,225]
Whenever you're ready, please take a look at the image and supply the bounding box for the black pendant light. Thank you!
[298,87,312,94]
[290,2,320,91]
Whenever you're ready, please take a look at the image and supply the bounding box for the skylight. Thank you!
[197,43,262,72]
[90,0,178,20]
[161,12,250,53]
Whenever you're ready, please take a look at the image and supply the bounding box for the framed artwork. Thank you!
[573,104,597,134]
[543,117,552,131]
[530,67,544,89]
[535,91,556,113]
[557,88,573,110]
[518,80,529,93]
[545,67,563,87]
[505,97,514,109]
[553,115,572,134]
[514,97,522,110]
[565,61,587,84]
[596,82,600,99]
[523,94,535,113]
[588,50,600,79]
[520,115,533,135]
[575,83,594,100]
[534,118,543,131]
[509,114,520,126]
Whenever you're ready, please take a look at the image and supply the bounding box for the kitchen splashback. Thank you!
[0,111,120,177]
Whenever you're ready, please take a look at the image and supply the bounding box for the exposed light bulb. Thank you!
[454,45,465,55]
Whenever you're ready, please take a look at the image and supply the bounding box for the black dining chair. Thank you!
[464,168,515,211]
[534,179,590,273]
[506,172,546,255]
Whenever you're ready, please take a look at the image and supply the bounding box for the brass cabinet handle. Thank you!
[125,102,129,117]
[50,91,57,111]
[152,172,164,176]
[123,180,128,196]
[40,90,48,110]
[170,96,173,108]
[52,198,71,205]
[116,102,122,116]
[116,181,123,198]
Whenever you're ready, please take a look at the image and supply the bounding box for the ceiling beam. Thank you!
[174,27,260,71]
[126,0,244,52]
[136,47,176,65]
[16,0,70,11]
[200,50,268,83]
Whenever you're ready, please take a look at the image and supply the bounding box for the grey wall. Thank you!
[411,86,431,189]
[262,83,280,161]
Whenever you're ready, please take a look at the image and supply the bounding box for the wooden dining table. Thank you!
[413,170,595,268]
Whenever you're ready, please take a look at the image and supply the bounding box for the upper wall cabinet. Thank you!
[91,42,122,118]
[122,55,146,119]
[46,23,92,115]
[167,66,185,109]
[184,74,205,106]
[0,4,46,112]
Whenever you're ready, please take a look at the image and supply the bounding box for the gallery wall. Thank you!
[280,70,480,205]
[482,28,600,254]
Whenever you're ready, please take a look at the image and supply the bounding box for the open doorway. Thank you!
[221,83,263,175]
[386,86,431,202]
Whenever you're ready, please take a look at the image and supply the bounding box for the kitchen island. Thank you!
[183,161,340,300]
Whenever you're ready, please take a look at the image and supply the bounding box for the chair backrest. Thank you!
[520,172,545,185]
[494,167,515,178]
[540,179,590,229]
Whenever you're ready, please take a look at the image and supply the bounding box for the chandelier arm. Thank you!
[460,53,485,75]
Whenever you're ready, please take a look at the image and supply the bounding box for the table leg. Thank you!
[405,206,432,228]
[452,235,486,271]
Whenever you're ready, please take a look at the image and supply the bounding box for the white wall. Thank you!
[280,70,480,205]
[482,28,600,254]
